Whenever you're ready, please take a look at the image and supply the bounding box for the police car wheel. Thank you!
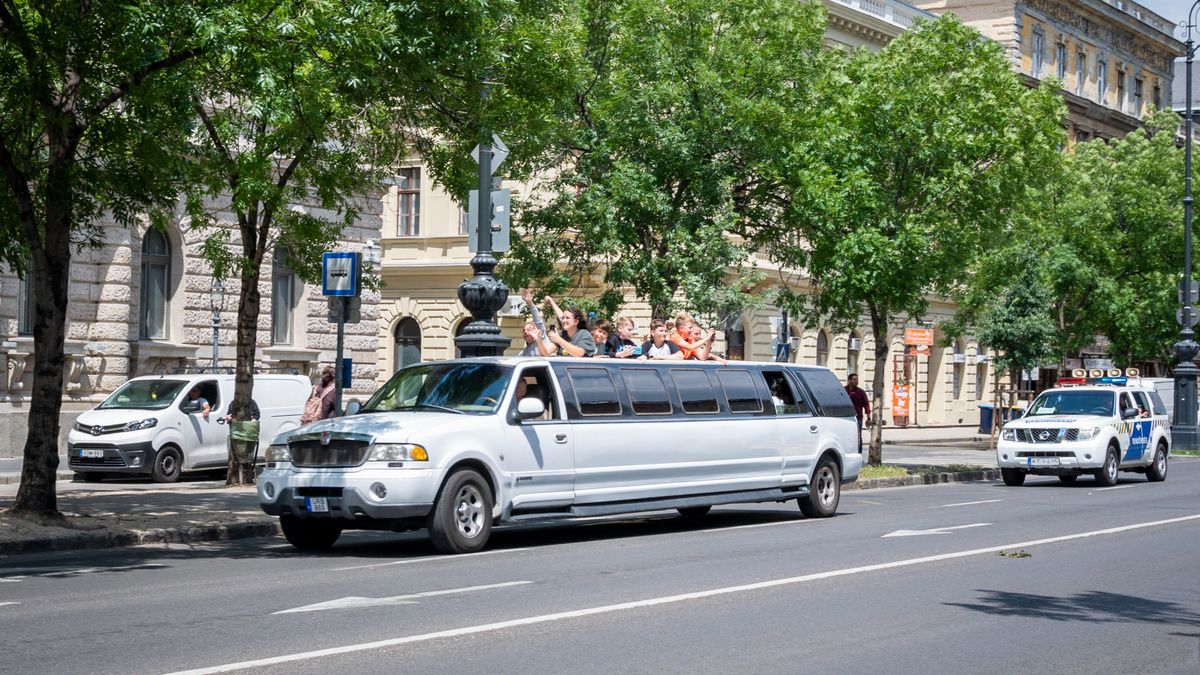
[1146,442,1168,482]
[1094,445,1119,487]
[1058,475,1077,484]
[1001,468,1025,486]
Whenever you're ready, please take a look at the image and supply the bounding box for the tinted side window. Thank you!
[763,370,810,415]
[796,369,855,418]
[567,367,621,416]
[623,368,672,415]
[670,369,718,414]
[1148,390,1167,415]
[716,369,763,414]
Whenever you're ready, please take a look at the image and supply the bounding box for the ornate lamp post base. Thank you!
[454,252,510,358]
[1172,335,1200,451]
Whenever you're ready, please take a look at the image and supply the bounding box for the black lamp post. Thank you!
[1174,2,1200,451]
[208,279,225,373]
[455,80,510,358]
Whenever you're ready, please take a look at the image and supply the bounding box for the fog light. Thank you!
[370,482,387,499]
[264,482,275,499]
[1084,454,1091,460]
[1001,454,1008,460]
[129,455,143,467]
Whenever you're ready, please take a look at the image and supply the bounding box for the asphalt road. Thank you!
[2,460,1198,675]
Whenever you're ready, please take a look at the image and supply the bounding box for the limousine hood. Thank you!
[270,410,488,445]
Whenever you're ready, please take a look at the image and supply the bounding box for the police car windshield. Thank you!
[363,363,510,415]
[1027,391,1114,417]
[98,379,188,410]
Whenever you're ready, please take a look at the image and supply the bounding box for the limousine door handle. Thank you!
[809,425,819,434]
[555,433,568,443]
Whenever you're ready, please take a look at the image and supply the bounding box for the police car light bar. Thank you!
[1056,367,1140,387]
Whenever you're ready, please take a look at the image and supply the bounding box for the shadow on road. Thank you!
[946,590,1200,628]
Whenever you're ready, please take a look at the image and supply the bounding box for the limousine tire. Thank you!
[280,515,342,551]
[677,506,712,519]
[799,456,840,518]
[427,468,493,554]
[151,445,182,483]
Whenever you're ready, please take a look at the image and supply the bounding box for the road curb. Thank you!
[0,472,76,485]
[0,519,280,556]
[849,469,1002,490]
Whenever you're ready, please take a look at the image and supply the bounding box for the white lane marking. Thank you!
[274,581,532,615]
[169,513,1200,675]
[0,563,167,581]
[329,548,529,572]
[1094,485,1136,492]
[700,519,806,533]
[0,601,19,607]
[932,499,1004,509]
[0,577,25,583]
[881,523,992,538]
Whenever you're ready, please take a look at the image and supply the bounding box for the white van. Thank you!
[259,357,861,554]
[67,373,311,482]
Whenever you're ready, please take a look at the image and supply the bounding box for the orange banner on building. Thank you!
[892,384,910,417]
[904,327,933,346]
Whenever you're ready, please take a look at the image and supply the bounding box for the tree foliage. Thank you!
[747,16,1066,462]
[502,0,829,319]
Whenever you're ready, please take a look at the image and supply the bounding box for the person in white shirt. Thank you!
[637,319,684,360]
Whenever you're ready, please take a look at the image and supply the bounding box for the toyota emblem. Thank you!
[91,426,103,436]
[320,431,332,446]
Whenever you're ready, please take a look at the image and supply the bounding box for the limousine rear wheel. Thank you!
[799,456,840,518]
[428,468,493,554]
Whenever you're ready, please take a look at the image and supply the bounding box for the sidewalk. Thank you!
[1,439,997,558]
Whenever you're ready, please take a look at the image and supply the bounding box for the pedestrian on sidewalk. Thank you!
[300,367,337,425]
[845,373,870,453]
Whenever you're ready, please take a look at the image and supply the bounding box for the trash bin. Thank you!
[978,404,995,434]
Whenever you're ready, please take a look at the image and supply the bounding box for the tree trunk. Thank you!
[226,218,266,487]
[12,168,73,516]
[867,303,888,465]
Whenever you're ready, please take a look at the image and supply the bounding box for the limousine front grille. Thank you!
[288,440,370,467]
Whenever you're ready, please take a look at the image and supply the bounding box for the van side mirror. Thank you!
[344,399,362,416]
[180,401,201,413]
[1121,407,1138,420]
[516,397,545,421]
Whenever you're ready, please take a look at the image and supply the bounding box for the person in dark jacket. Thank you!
[845,373,870,453]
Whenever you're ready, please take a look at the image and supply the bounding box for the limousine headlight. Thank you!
[1001,428,1015,441]
[123,418,157,432]
[368,443,428,462]
[265,444,292,462]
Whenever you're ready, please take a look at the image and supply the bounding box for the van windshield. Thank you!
[98,380,188,410]
[363,363,510,415]
[1027,390,1114,417]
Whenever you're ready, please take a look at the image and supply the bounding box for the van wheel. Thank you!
[427,468,493,554]
[1058,475,1077,484]
[1094,445,1119,487]
[799,456,840,517]
[1146,442,1168,482]
[151,446,182,483]
[280,516,342,551]
[677,506,712,518]
[1001,468,1026,486]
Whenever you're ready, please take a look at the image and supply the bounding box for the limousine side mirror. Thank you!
[344,399,363,416]
[516,397,545,421]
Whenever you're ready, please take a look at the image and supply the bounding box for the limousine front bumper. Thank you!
[257,466,438,521]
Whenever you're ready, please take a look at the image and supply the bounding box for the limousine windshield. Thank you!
[362,362,511,415]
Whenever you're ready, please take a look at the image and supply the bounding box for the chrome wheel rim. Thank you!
[453,484,485,539]
[816,466,837,508]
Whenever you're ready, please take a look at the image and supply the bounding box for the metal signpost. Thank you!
[322,251,361,415]
[1175,3,1200,451]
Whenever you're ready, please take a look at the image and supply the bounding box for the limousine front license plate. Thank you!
[1027,457,1060,466]
[79,449,104,459]
[305,497,329,513]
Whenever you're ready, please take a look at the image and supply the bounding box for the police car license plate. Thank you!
[1028,457,1060,466]
[305,497,329,513]
[79,449,104,459]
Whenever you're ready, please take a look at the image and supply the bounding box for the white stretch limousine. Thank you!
[258,357,862,553]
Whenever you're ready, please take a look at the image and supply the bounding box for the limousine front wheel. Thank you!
[799,456,840,518]
[428,468,493,554]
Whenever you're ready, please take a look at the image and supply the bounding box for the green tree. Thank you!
[749,16,1065,463]
[502,0,829,319]
[0,2,239,517]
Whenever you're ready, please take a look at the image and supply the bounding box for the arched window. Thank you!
[139,229,171,339]
[271,249,296,345]
[815,330,830,367]
[394,318,421,371]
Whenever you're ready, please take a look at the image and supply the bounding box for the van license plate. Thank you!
[79,449,104,459]
[305,497,329,513]
[1028,457,1060,466]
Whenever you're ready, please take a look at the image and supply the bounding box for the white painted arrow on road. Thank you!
[274,581,532,615]
[882,523,992,538]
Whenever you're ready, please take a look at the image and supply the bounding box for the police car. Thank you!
[996,372,1170,487]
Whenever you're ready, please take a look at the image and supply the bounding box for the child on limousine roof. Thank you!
[637,319,684,361]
